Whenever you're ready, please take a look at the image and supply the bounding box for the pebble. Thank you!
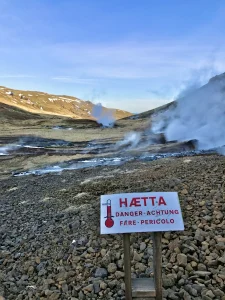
[140,242,146,251]
[1,154,224,300]
[177,253,187,267]
[94,268,108,278]
[107,263,117,273]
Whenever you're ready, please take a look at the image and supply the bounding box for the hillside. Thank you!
[125,71,225,122]
[130,101,175,120]
[0,102,42,121]
[0,86,131,121]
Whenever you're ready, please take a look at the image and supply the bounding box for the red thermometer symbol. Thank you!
[104,199,114,228]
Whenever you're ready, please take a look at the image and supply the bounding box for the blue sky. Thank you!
[1,0,225,112]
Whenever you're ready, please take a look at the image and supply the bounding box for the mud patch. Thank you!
[0,135,115,156]
[12,149,215,177]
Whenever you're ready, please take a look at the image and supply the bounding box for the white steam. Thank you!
[115,132,142,149]
[92,103,115,127]
[152,73,225,150]
[0,144,21,155]
[0,141,44,155]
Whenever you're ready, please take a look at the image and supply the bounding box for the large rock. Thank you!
[83,284,93,292]
[107,263,117,273]
[163,274,177,288]
[133,251,142,262]
[94,267,108,278]
[177,253,187,267]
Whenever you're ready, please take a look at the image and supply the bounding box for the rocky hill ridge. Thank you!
[0,86,131,120]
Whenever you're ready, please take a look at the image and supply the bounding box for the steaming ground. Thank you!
[1,96,225,299]
[0,110,153,178]
[0,105,222,178]
[2,71,225,178]
[151,73,225,150]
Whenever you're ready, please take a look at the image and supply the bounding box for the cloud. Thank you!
[45,40,225,81]
[0,0,225,85]
[51,76,95,85]
[1,35,225,82]
[0,1,225,113]
[0,74,36,78]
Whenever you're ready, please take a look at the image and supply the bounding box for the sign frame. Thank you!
[100,192,184,234]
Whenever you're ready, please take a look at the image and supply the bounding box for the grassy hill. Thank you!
[0,85,132,121]
[0,101,103,132]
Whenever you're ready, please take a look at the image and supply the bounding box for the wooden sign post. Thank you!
[123,233,132,300]
[153,232,163,300]
[123,232,162,300]
[100,192,184,300]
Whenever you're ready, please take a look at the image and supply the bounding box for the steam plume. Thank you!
[152,73,225,150]
[115,132,142,149]
[92,103,115,127]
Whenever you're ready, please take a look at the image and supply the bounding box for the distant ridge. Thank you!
[0,85,132,120]
[125,71,225,121]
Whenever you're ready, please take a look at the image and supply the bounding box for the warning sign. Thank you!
[100,192,184,234]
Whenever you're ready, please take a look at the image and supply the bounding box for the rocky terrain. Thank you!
[0,153,225,300]
[1,74,225,299]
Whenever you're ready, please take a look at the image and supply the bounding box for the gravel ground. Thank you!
[0,153,225,299]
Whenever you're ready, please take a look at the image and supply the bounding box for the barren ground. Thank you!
[1,115,225,300]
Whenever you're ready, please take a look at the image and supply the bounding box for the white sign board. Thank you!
[100,192,184,234]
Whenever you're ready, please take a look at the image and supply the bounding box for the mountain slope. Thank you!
[126,71,225,121]
[0,86,131,120]
[0,101,42,121]
[128,71,225,149]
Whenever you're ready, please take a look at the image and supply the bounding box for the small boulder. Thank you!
[177,253,187,267]
[94,268,108,278]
